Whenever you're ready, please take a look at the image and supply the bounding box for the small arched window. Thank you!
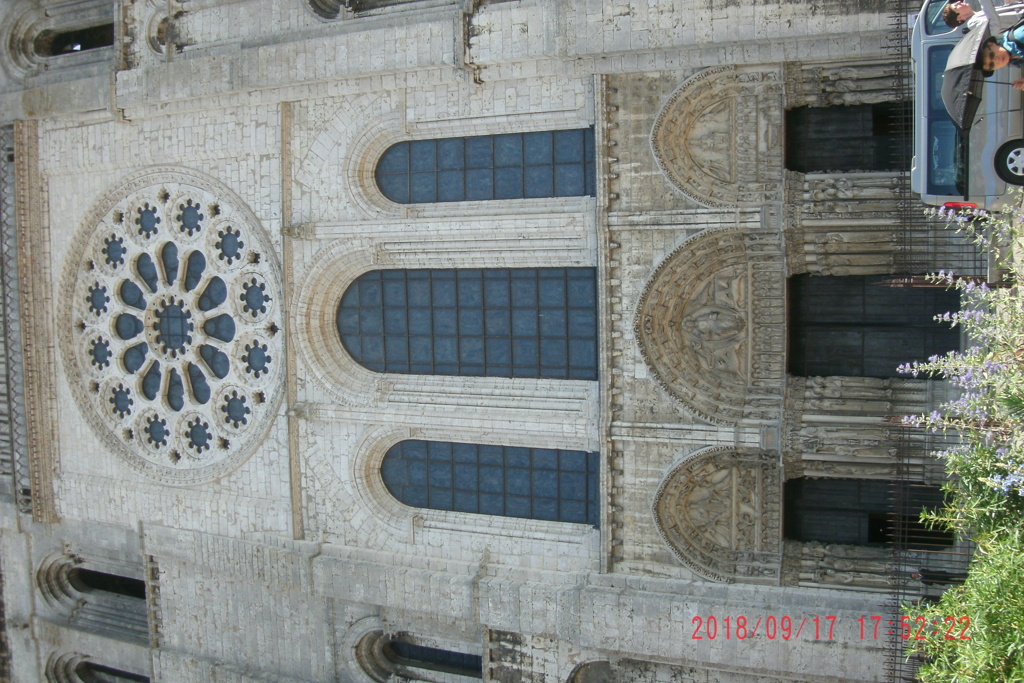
[337,268,598,379]
[383,641,483,679]
[75,662,151,682]
[33,24,114,57]
[357,630,482,682]
[68,568,146,600]
[375,129,596,203]
[382,440,600,526]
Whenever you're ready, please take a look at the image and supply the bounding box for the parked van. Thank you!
[911,0,1024,209]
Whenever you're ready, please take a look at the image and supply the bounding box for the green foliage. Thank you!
[907,529,1024,683]
[901,197,1024,681]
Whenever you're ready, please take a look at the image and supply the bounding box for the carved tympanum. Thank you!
[651,66,784,208]
[634,228,785,423]
[652,447,781,583]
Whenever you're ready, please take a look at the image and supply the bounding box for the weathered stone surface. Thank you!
[0,1,958,682]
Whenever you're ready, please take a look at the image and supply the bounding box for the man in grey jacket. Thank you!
[942,0,1023,30]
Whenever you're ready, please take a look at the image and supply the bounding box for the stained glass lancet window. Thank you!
[337,268,598,379]
[374,129,596,203]
[381,440,600,526]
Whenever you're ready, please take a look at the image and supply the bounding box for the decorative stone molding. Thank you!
[652,447,782,584]
[783,60,898,109]
[44,651,89,683]
[781,540,891,590]
[289,237,382,407]
[651,66,784,209]
[57,168,285,486]
[333,107,406,220]
[781,375,949,482]
[44,650,150,683]
[14,121,59,522]
[634,227,785,424]
[340,616,389,683]
[0,124,30,512]
[342,617,483,683]
[783,173,904,277]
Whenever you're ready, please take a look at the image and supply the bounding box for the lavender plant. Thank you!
[902,198,1024,682]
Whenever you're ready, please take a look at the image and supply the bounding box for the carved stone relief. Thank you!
[783,60,898,109]
[634,228,785,424]
[781,540,891,590]
[651,66,784,208]
[652,447,781,583]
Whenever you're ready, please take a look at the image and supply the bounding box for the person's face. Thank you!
[951,1,974,21]
[981,42,1011,71]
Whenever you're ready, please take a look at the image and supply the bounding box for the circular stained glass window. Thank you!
[61,174,283,485]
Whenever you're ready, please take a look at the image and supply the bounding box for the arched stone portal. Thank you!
[652,447,782,583]
[633,227,785,424]
[651,66,785,209]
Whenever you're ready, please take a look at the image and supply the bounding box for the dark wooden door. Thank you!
[789,275,960,378]
[786,103,910,173]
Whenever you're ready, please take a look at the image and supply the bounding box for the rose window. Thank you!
[62,175,283,484]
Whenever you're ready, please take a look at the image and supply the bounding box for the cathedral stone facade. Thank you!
[0,0,972,681]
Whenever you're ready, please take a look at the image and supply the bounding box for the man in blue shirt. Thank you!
[977,26,1024,87]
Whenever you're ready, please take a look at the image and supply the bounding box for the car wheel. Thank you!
[995,139,1024,185]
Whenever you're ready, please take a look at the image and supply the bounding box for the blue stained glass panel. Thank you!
[554,164,585,196]
[437,171,465,202]
[377,142,409,174]
[466,171,494,200]
[494,167,523,199]
[438,139,465,169]
[465,137,493,168]
[376,173,409,204]
[409,140,436,171]
[429,463,452,488]
[376,129,595,203]
[554,129,584,163]
[523,132,553,163]
[338,268,597,380]
[524,165,553,198]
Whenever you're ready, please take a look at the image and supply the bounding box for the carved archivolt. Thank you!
[652,447,781,584]
[651,66,784,209]
[634,227,785,424]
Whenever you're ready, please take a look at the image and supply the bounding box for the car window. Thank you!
[923,0,957,35]
[926,44,964,195]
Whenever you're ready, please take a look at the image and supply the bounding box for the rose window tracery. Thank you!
[62,175,284,485]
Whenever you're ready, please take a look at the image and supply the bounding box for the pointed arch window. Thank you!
[337,268,598,379]
[374,129,596,203]
[382,440,600,526]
